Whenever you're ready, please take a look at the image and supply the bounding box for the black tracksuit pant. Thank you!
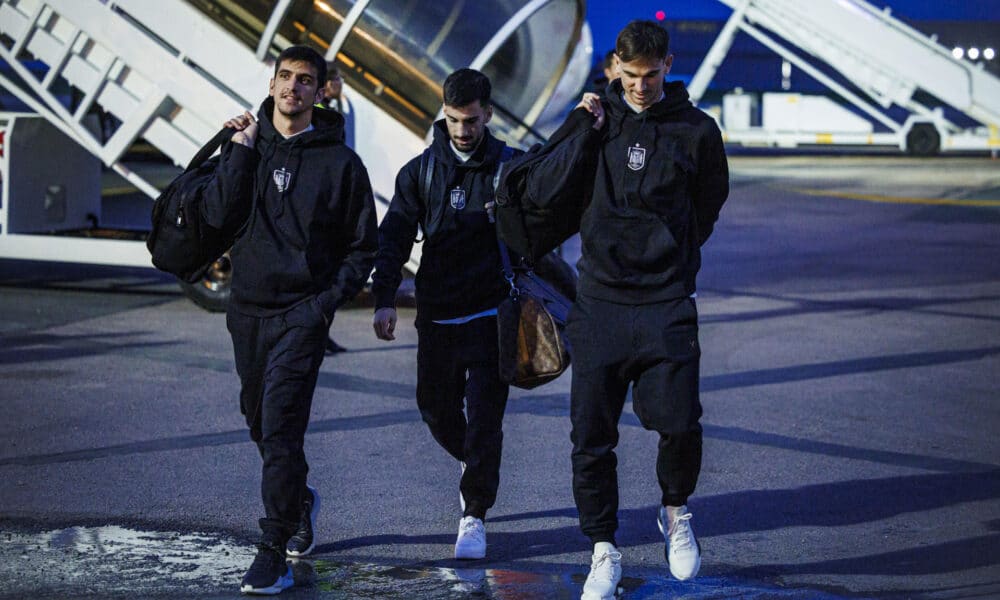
[566,293,703,546]
[227,299,328,544]
[416,316,509,520]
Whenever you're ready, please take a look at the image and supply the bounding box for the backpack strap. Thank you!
[421,148,436,206]
[414,148,435,243]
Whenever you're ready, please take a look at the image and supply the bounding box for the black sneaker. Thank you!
[240,542,293,595]
[286,485,321,557]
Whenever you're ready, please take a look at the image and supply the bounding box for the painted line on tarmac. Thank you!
[791,188,1000,207]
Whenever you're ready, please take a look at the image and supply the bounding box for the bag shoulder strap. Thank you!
[494,145,518,291]
[185,127,234,172]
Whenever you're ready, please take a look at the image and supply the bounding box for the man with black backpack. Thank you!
[213,45,377,595]
[370,68,517,561]
[551,21,729,599]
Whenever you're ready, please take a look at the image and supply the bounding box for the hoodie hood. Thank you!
[256,97,345,147]
[603,79,692,120]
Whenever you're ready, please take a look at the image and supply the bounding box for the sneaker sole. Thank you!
[581,586,621,600]
[454,546,486,560]
[657,514,701,581]
[240,566,294,595]
[286,485,321,558]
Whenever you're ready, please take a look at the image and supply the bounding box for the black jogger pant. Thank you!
[227,298,328,545]
[416,316,509,520]
[566,293,703,546]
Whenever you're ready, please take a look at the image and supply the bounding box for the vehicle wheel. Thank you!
[179,253,232,312]
[905,123,940,157]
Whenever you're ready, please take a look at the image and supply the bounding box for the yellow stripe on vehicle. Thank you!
[791,188,1000,207]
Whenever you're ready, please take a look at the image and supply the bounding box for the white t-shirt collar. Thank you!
[282,123,315,139]
[622,90,666,114]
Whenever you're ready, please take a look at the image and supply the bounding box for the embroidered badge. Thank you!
[450,187,466,210]
[627,144,646,171]
[273,168,291,192]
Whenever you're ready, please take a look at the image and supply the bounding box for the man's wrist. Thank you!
[232,132,255,148]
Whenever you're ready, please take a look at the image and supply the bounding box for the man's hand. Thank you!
[225,111,258,148]
[576,93,605,130]
[373,307,398,341]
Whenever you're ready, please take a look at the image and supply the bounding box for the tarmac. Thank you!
[0,154,998,599]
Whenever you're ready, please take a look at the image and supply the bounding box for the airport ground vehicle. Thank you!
[690,0,1000,156]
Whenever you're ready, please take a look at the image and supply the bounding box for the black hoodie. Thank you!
[371,120,513,324]
[576,79,729,304]
[216,98,378,318]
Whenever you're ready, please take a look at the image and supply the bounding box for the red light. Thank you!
[655,10,666,21]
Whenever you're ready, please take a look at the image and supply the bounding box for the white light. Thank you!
[952,47,964,59]
[968,47,980,60]
[985,48,996,60]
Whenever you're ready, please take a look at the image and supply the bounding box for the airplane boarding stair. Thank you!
[0,0,588,297]
[689,0,1000,154]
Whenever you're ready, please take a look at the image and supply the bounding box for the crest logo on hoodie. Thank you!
[450,187,466,210]
[273,168,292,193]
[627,144,646,171]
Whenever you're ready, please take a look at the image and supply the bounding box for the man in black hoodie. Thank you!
[371,68,514,561]
[560,21,729,600]
[214,45,377,595]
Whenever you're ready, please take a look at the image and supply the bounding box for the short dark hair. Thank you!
[615,20,670,63]
[442,68,491,108]
[325,62,341,83]
[274,45,326,85]
[602,49,616,71]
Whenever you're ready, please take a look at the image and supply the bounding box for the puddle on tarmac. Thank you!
[0,525,852,599]
[1,525,253,598]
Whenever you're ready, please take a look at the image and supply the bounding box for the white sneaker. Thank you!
[658,505,701,581]
[454,516,486,560]
[581,542,622,600]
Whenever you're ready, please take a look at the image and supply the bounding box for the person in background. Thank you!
[590,49,618,92]
[317,62,358,355]
[318,63,354,148]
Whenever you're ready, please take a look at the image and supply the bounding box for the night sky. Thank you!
[587,0,1000,54]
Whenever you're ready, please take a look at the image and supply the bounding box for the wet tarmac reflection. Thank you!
[1,525,853,598]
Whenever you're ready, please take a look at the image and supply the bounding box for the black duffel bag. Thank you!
[147,127,245,283]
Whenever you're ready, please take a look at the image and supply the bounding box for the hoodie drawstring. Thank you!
[271,135,304,219]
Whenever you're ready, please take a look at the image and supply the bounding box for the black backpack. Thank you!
[147,128,244,283]
[494,110,596,262]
